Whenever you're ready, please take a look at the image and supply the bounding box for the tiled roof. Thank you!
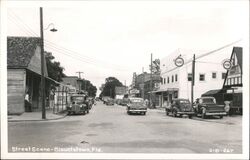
[233,47,242,72]
[7,36,41,68]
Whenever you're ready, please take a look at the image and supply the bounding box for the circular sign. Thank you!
[222,59,232,70]
[175,57,184,67]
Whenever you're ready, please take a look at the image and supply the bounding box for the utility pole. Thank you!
[142,67,145,99]
[76,71,83,92]
[76,71,83,79]
[150,53,153,107]
[191,54,196,107]
[40,7,46,119]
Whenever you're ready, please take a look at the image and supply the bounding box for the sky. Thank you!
[5,0,249,95]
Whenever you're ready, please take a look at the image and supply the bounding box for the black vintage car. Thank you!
[67,94,89,115]
[165,99,195,118]
[194,97,226,119]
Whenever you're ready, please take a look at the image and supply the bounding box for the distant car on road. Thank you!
[165,99,195,118]
[194,97,226,119]
[127,97,147,115]
[121,97,129,106]
[106,98,115,105]
[102,96,110,104]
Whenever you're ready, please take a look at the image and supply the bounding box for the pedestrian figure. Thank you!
[25,88,32,112]
[144,99,149,107]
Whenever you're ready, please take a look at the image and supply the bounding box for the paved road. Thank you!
[8,101,242,153]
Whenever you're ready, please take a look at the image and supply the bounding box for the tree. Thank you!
[45,51,66,96]
[45,51,66,82]
[79,79,97,97]
[100,77,123,98]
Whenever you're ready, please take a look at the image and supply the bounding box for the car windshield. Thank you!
[72,96,85,102]
[179,100,190,104]
[130,99,143,103]
[202,98,215,103]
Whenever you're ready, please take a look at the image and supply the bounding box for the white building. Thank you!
[155,46,240,107]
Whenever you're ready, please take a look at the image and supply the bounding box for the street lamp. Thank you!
[44,23,58,32]
[40,7,57,119]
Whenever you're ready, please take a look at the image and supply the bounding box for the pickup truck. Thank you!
[194,97,226,119]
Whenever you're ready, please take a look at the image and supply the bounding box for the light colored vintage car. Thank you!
[127,97,147,115]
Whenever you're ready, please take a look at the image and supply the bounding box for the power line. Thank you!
[9,10,38,36]
[161,39,241,74]
[44,43,132,72]
[8,11,133,72]
[44,42,131,71]
[8,14,34,37]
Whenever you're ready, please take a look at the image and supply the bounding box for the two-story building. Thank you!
[133,72,161,106]
[201,47,243,114]
[155,47,235,108]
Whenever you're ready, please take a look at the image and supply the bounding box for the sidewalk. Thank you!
[8,109,67,122]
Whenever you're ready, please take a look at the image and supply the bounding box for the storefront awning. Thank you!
[149,88,179,94]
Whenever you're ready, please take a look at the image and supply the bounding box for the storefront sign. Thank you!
[222,59,232,70]
[174,56,184,67]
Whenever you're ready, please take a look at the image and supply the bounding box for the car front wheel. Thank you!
[166,109,169,116]
[173,110,177,117]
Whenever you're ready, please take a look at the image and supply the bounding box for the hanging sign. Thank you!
[222,59,232,70]
[174,55,184,67]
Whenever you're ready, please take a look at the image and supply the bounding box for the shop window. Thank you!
[188,73,192,81]
[199,74,205,81]
[212,72,216,79]
[174,91,178,98]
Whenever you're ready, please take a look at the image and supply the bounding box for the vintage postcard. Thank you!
[1,0,249,159]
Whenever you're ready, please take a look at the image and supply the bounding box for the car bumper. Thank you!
[128,109,147,112]
[177,112,195,115]
[205,112,227,116]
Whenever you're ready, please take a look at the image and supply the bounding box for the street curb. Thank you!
[8,114,68,122]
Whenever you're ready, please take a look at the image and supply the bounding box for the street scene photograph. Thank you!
[1,0,249,159]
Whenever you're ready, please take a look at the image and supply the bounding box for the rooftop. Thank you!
[7,36,41,68]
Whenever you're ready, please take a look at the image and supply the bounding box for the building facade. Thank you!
[7,37,49,114]
[133,72,161,106]
[155,48,234,107]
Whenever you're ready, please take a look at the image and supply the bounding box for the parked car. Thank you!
[102,96,110,104]
[165,99,195,118]
[106,98,115,105]
[87,97,95,109]
[67,94,89,115]
[115,99,123,105]
[194,97,226,119]
[121,97,129,106]
[127,98,147,115]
